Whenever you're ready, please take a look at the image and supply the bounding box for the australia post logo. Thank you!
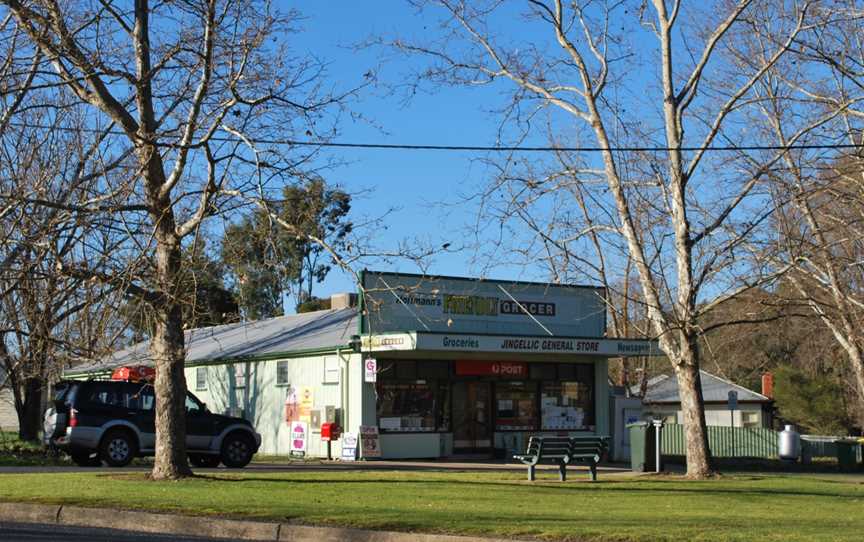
[455,360,527,377]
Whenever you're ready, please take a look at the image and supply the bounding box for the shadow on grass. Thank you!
[185,473,861,500]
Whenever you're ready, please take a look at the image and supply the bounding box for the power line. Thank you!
[5,121,862,153]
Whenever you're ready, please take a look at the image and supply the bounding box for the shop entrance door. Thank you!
[452,382,491,453]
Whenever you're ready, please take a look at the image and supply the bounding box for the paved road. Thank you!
[0,521,243,542]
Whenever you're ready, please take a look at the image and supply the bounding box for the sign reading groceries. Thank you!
[455,361,527,377]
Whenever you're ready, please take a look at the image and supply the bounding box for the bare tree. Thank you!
[393,0,816,477]
[742,0,864,428]
[1,0,357,479]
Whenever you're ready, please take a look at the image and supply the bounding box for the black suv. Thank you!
[43,379,261,468]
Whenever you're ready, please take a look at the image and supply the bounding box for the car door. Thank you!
[185,392,216,451]
[131,383,156,452]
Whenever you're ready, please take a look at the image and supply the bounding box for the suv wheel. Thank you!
[70,451,101,467]
[100,430,137,467]
[220,433,254,468]
[189,454,221,468]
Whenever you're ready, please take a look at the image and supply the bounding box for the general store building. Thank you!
[68,271,659,459]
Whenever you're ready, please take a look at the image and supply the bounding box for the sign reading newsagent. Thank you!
[361,271,606,337]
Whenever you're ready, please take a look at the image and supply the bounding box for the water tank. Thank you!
[778,425,801,461]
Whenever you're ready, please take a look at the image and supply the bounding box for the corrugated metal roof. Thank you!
[68,308,359,375]
[640,370,770,404]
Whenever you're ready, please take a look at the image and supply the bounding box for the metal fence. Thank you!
[660,424,779,458]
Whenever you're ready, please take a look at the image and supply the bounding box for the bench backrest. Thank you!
[524,435,609,457]
[525,436,572,457]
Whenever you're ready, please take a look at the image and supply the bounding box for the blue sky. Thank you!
[291,2,564,298]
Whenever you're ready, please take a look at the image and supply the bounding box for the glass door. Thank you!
[452,381,491,453]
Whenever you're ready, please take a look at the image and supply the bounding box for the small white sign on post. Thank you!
[359,425,382,458]
[290,421,308,457]
[364,358,377,383]
[341,432,358,461]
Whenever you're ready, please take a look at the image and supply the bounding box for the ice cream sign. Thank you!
[290,421,308,457]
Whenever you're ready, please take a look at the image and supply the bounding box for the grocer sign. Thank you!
[362,271,605,337]
[362,332,662,357]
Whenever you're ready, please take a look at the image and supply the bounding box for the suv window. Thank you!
[83,383,127,408]
[185,393,205,415]
[132,384,155,411]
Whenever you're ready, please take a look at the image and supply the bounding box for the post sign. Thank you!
[289,421,308,457]
[359,425,381,458]
[727,390,738,411]
[455,360,527,377]
[364,358,377,383]
[341,432,358,461]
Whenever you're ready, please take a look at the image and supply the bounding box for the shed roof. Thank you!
[636,370,770,404]
[68,308,359,375]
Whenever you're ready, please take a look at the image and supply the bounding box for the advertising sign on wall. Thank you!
[284,387,298,423]
[362,271,606,337]
[359,425,381,458]
[298,386,314,423]
[289,421,308,457]
[364,358,377,383]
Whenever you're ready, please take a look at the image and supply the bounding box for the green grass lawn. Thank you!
[0,470,862,541]
[0,431,65,467]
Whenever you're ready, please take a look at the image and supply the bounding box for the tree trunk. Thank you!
[673,343,713,478]
[842,345,864,430]
[16,377,43,442]
[150,233,192,479]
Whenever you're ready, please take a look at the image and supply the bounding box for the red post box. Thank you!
[321,422,341,442]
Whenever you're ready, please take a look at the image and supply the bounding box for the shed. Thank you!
[636,370,773,428]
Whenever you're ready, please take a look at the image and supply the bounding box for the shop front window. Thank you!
[494,381,537,430]
[376,380,449,432]
[541,381,593,430]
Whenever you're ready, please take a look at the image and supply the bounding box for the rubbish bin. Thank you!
[628,422,649,472]
[628,421,663,472]
[835,439,860,472]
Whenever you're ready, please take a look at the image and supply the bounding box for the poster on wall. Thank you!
[284,387,298,423]
[359,425,382,458]
[299,386,314,423]
[341,432,358,461]
[290,421,308,457]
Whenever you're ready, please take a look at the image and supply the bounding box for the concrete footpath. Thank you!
[0,502,534,542]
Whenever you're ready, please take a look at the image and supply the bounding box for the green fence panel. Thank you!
[660,424,778,458]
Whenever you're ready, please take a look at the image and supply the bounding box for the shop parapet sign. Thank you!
[361,331,662,357]
[415,333,663,357]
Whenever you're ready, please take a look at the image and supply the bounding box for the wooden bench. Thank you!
[513,435,609,481]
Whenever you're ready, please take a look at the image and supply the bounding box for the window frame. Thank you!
[276,360,290,386]
[195,367,207,391]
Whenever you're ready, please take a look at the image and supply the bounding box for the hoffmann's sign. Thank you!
[455,360,527,377]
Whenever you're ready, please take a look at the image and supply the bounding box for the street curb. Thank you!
[0,502,531,542]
